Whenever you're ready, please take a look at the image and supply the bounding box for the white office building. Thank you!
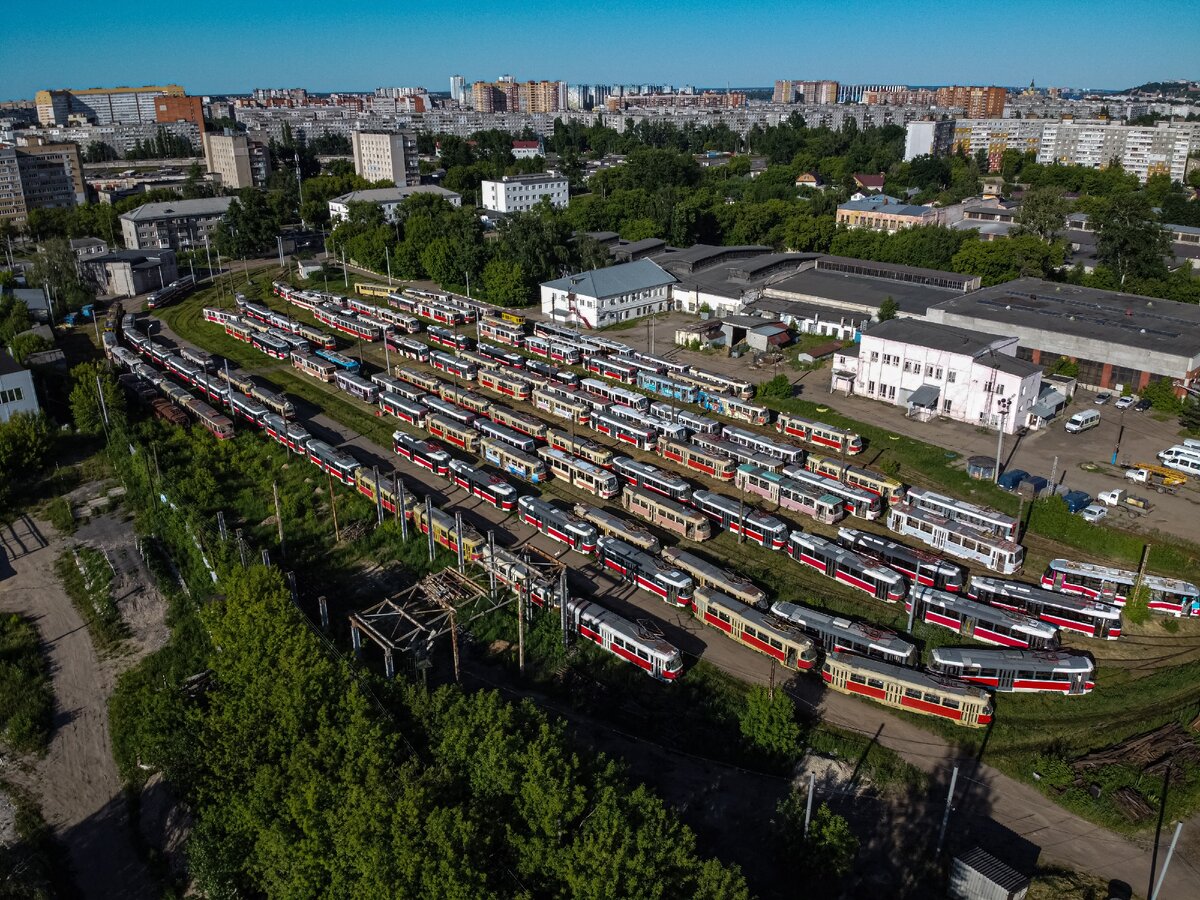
[540,258,676,329]
[328,185,462,223]
[351,130,419,187]
[830,319,1042,434]
[480,174,569,214]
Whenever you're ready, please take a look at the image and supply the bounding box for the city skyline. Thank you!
[2,0,1197,102]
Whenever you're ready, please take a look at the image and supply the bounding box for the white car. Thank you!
[1115,395,1136,410]
[1079,504,1108,524]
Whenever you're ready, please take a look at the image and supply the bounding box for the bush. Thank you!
[54,547,127,652]
[44,496,75,534]
[738,684,800,767]
[0,614,53,754]
[755,374,793,401]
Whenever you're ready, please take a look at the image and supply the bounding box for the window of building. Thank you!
[870,351,879,362]
[0,387,23,404]
[947,370,957,383]
[867,381,875,395]
[903,361,912,373]
[942,399,952,413]
[888,385,897,400]
[995,383,1005,395]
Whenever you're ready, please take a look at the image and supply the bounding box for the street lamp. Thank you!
[993,397,1013,483]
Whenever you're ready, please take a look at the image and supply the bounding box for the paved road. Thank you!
[0,516,155,900]
[145,312,1199,896]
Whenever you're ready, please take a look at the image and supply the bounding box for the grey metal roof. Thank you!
[985,352,1042,378]
[120,196,234,222]
[929,277,1200,361]
[907,384,940,407]
[330,186,460,204]
[541,258,676,298]
[769,270,960,316]
[838,196,934,217]
[0,352,25,376]
[954,847,1029,892]
[864,318,1009,355]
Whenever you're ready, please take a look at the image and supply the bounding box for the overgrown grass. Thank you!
[0,614,53,754]
[0,779,64,898]
[54,546,128,652]
[43,496,75,535]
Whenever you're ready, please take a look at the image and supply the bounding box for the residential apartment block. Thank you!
[772,80,840,105]
[470,80,566,113]
[0,139,84,227]
[350,130,419,187]
[202,131,271,189]
[120,196,233,250]
[907,118,1200,182]
[480,174,568,214]
[830,319,1042,434]
[36,84,189,126]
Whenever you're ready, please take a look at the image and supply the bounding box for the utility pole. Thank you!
[487,531,497,601]
[397,475,408,538]
[373,466,384,525]
[272,481,286,559]
[803,771,815,837]
[1148,764,1173,900]
[992,398,1011,483]
[454,511,465,572]
[769,658,776,700]
[95,376,111,441]
[386,246,392,287]
[935,766,959,856]
[518,577,527,677]
[559,568,570,649]
[342,247,349,287]
[425,496,435,562]
[448,609,460,682]
[328,472,340,542]
[1150,821,1184,900]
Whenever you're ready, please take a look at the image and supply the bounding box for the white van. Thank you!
[1157,446,1200,475]
[1065,410,1101,434]
[1182,438,1200,452]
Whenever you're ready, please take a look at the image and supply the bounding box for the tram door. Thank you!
[786,646,798,670]
[1099,578,1118,602]
[959,616,975,639]
[997,668,1015,692]
[1069,672,1087,695]
[1052,570,1065,590]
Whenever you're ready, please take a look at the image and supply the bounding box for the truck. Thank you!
[1125,464,1186,493]
[1056,488,1092,513]
[1096,488,1154,516]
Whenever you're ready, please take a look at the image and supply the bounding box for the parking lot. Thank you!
[565,311,1200,545]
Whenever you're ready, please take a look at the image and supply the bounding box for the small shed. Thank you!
[746,323,791,352]
[949,847,1029,900]
[675,319,725,349]
[967,456,997,480]
[12,288,50,323]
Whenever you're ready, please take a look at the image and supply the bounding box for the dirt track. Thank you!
[0,513,157,899]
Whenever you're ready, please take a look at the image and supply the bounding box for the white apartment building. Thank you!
[481,174,568,214]
[328,186,462,223]
[351,130,419,187]
[540,259,676,328]
[830,319,1042,434]
[120,196,233,250]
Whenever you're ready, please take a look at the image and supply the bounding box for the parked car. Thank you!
[1079,504,1108,524]
[1135,398,1153,412]
[1094,392,1113,405]
[997,469,1029,491]
[1115,395,1136,410]
[1060,489,1092,513]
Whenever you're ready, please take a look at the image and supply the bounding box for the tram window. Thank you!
[866,678,885,690]
[979,668,997,678]
[923,692,941,704]
[849,673,867,685]
[770,638,783,651]
[904,687,922,699]
[941,698,960,710]
[637,648,649,661]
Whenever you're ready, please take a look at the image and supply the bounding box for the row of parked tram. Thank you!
[123,305,1132,723]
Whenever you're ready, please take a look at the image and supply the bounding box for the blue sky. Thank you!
[1,0,1194,100]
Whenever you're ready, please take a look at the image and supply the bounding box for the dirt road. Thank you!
[0,514,156,899]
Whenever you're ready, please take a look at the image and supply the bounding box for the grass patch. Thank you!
[0,779,64,898]
[43,496,75,535]
[1028,866,1117,900]
[0,614,53,754]
[54,546,128,652]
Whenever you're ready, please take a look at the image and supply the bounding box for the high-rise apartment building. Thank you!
[934,86,1007,118]
[772,80,840,105]
[449,75,465,104]
[351,130,419,187]
[154,95,204,126]
[468,80,566,113]
[0,139,85,227]
[203,131,271,189]
[35,85,188,126]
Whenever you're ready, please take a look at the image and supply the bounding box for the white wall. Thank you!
[0,369,38,422]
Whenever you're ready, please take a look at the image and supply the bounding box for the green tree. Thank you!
[1014,186,1070,242]
[7,332,52,365]
[738,685,799,765]
[480,257,527,307]
[877,295,899,321]
[807,803,859,878]
[0,295,32,345]
[1140,377,1182,413]
[29,238,95,312]
[215,190,281,258]
[950,234,1065,285]
[1093,193,1171,285]
[1050,356,1079,377]
[755,374,793,400]
[0,411,52,510]
[68,361,125,435]
[1180,399,1200,434]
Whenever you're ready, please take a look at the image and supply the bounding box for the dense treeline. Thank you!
[102,419,748,898]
